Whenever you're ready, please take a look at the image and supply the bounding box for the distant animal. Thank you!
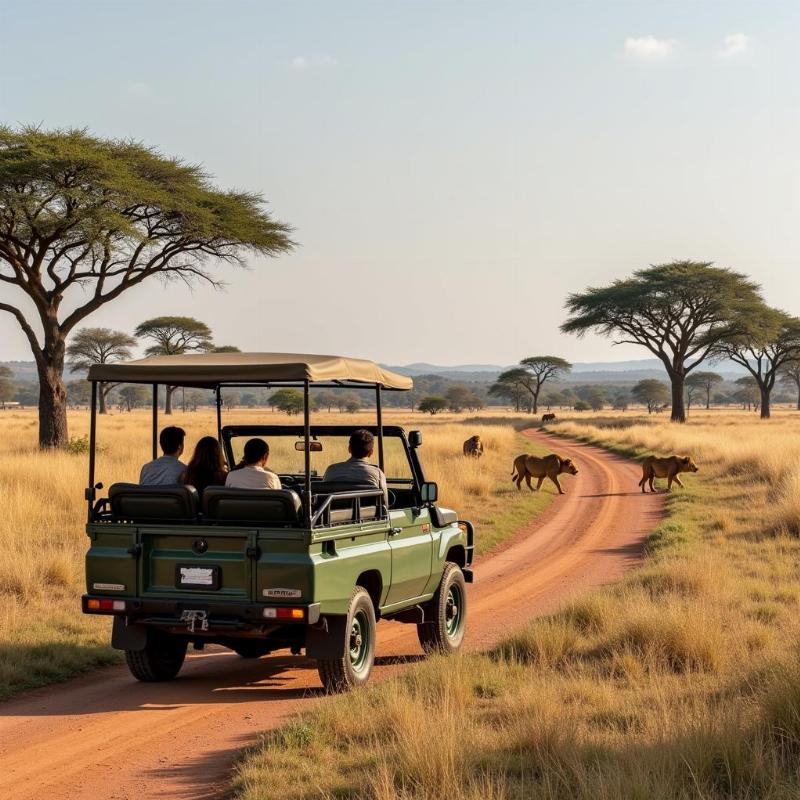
[463,435,484,458]
[638,455,699,493]
[542,413,557,423]
[511,453,578,495]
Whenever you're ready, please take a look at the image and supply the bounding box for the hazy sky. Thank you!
[0,1,798,365]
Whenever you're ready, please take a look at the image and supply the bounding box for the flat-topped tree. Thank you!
[134,316,213,414]
[66,327,136,414]
[779,363,800,411]
[0,126,293,447]
[491,358,571,414]
[686,371,723,410]
[715,308,800,419]
[561,261,763,422]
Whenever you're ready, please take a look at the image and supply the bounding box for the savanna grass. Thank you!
[233,409,800,800]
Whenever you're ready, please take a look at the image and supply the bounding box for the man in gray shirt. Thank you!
[140,426,187,486]
[323,429,388,504]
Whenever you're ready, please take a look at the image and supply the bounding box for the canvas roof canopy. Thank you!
[87,352,413,391]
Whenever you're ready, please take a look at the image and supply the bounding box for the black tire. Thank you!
[417,562,467,655]
[230,640,272,659]
[317,586,376,693]
[125,629,187,682]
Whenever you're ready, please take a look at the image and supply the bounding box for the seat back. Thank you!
[312,482,384,525]
[202,487,302,526]
[109,483,199,524]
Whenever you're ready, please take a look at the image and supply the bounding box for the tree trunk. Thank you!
[797,384,800,412]
[165,385,176,415]
[36,350,69,449]
[99,383,108,415]
[706,386,711,410]
[760,387,771,419]
[670,373,687,423]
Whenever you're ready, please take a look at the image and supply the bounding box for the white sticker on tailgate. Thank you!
[180,567,214,586]
[263,587,302,599]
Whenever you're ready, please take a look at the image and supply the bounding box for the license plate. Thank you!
[176,565,220,590]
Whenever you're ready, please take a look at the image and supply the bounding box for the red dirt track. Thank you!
[0,430,663,800]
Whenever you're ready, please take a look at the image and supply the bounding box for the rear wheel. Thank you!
[125,629,187,682]
[418,562,467,654]
[317,586,376,693]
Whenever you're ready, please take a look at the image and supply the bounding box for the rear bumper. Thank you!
[81,594,321,625]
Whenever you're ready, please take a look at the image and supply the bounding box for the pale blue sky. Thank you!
[0,1,798,365]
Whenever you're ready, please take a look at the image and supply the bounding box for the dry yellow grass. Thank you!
[233,410,800,800]
[0,406,549,697]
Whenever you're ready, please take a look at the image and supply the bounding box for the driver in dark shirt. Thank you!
[323,429,388,505]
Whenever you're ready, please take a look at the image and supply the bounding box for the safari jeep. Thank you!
[81,353,474,691]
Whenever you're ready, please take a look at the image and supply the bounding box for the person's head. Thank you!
[185,436,225,482]
[242,438,270,467]
[349,429,374,459]
[160,426,186,457]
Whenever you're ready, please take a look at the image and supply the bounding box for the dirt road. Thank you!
[0,431,663,800]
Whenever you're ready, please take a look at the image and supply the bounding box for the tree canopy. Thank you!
[268,388,304,415]
[715,308,800,419]
[66,327,136,413]
[0,126,293,446]
[631,379,669,414]
[418,396,448,415]
[685,371,723,410]
[561,261,763,422]
[491,357,571,414]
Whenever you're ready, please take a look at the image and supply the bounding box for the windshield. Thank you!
[227,432,414,485]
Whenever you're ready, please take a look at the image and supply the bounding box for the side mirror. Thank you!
[420,481,438,504]
[409,430,423,448]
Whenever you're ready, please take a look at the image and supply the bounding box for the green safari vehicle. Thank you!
[82,353,474,691]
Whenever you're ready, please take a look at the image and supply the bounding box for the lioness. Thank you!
[511,453,578,494]
[542,413,557,423]
[638,455,698,493]
[463,435,483,457]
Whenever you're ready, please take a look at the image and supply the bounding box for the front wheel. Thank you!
[417,562,467,654]
[125,629,187,682]
[317,586,376,693]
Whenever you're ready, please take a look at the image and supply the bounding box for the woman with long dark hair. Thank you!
[182,436,228,495]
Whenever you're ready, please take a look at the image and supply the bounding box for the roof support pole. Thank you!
[215,386,223,445]
[151,383,159,460]
[376,385,384,472]
[87,381,98,523]
[303,380,312,524]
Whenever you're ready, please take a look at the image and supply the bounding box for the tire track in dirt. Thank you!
[0,430,663,800]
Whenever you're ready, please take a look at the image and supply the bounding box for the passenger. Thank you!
[225,438,282,490]
[323,429,388,505]
[181,436,228,496]
[139,426,186,486]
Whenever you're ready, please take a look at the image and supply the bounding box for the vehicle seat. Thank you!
[202,487,302,527]
[312,481,384,525]
[109,483,199,524]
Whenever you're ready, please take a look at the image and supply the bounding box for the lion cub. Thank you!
[638,455,698,493]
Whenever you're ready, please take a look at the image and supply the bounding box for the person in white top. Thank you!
[225,438,282,490]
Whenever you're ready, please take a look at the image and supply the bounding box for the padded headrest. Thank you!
[202,487,302,526]
[109,483,199,522]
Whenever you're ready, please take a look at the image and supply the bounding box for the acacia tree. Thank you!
[0,365,15,404]
[716,309,800,419]
[134,316,213,414]
[632,378,669,414]
[686,371,723,410]
[561,261,763,423]
[0,127,292,447]
[418,396,447,415]
[491,358,571,414]
[489,368,528,411]
[779,363,800,411]
[66,327,136,414]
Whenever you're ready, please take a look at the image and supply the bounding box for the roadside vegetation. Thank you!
[0,407,548,698]
[234,410,800,800]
